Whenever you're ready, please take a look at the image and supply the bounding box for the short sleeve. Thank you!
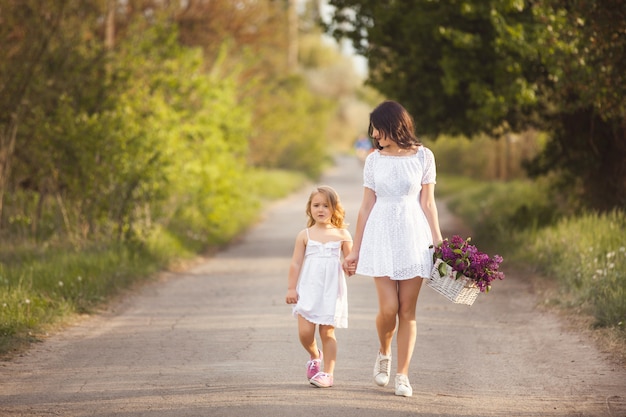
[421,147,437,184]
[363,151,377,190]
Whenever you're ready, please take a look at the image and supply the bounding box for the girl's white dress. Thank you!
[292,228,349,328]
[356,147,437,280]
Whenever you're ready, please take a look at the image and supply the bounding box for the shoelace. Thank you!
[377,357,390,374]
[308,358,321,371]
[396,375,409,386]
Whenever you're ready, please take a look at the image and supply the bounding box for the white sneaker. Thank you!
[373,351,391,387]
[395,374,413,397]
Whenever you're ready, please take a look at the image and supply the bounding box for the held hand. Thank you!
[347,261,357,276]
[342,254,358,277]
[285,288,298,304]
[341,260,350,276]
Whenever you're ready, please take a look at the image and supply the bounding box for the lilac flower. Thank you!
[431,235,505,293]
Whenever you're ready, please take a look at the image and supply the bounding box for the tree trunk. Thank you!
[0,1,68,230]
[33,189,47,238]
[105,0,115,50]
[0,117,18,230]
[287,0,298,73]
[559,109,626,211]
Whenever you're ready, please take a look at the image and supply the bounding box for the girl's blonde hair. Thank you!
[305,185,347,229]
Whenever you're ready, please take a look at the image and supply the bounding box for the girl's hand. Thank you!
[285,288,298,304]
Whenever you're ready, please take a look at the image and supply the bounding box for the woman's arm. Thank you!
[343,187,376,273]
[420,183,443,244]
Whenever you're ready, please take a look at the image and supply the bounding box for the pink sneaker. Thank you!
[306,350,323,380]
[310,372,333,388]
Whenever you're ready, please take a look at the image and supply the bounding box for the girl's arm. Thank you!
[341,230,355,276]
[420,183,443,244]
[343,187,376,272]
[286,230,307,304]
[341,229,354,259]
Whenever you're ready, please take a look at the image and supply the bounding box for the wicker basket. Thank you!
[427,259,480,306]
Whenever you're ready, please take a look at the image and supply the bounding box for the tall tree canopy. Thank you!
[326,0,626,211]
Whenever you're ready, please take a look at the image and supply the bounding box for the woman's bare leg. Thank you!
[374,277,399,356]
[395,278,423,375]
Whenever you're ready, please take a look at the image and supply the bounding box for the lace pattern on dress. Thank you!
[357,147,437,280]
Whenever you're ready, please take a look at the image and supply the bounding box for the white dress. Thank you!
[356,147,437,280]
[292,228,349,328]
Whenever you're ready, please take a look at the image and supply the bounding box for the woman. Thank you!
[343,100,443,397]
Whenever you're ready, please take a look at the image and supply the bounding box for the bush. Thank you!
[0,169,309,357]
[438,175,558,249]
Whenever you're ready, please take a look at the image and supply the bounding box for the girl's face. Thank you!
[310,193,332,225]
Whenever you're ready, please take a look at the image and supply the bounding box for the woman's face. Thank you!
[371,124,391,147]
[370,125,380,140]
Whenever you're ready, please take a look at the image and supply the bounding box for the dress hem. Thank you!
[359,274,428,281]
[355,267,431,281]
[293,310,348,329]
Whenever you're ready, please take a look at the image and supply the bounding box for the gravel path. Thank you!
[1,155,624,417]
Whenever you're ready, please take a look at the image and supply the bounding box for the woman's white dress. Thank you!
[292,229,349,328]
[356,147,437,280]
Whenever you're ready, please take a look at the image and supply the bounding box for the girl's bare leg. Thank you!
[374,277,399,356]
[297,315,320,359]
[318,325,337,374]
[395,278,423,375]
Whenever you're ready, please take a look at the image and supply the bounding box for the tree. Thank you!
[325,1,541,136]
[525,0,626,210]
[173,0,335,177]
[175,0,290,80]
[325,0,626,210]
[0,0,259,243]
[0,0,73,227]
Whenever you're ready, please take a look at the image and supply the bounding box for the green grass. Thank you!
[520,210,626,329]
[0,168,308,358]
[0,242,165,355]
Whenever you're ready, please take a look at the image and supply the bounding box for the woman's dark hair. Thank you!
[368,100,421,150]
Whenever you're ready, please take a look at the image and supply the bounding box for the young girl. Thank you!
[285,185,353,388]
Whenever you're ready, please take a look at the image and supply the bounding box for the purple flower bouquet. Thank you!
[428,235,505,305]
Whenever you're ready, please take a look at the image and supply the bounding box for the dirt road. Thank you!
[1,155,625,417]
